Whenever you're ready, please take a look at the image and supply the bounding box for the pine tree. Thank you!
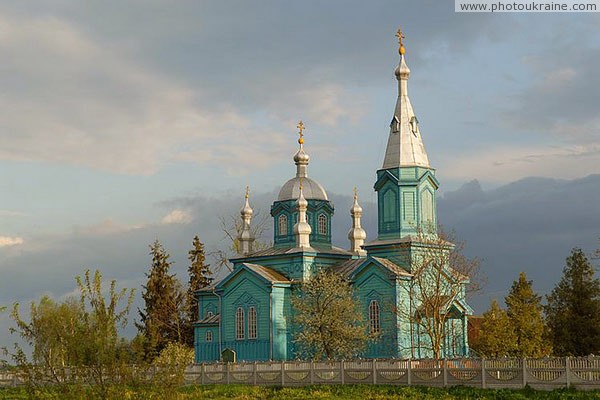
[474,299,517,358]
[545,248,600,356]
[137,240,186,358]
[184,235,213,347]
[505,272,550,357]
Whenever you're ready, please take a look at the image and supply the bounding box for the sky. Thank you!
[0,1,599,348]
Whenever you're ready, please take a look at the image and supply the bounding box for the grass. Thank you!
[1,384,600,400]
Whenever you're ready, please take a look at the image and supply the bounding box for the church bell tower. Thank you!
[374,29,439,240]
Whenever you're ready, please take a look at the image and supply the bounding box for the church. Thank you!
[194,32,472,362]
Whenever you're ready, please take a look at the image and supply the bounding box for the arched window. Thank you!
[235,307,245,340]
[369,300,381,334]
[206,331,213,342]
[248,307,257,339]
[278,215,288,236]
[206,311,213,318]
[317,214,327,235]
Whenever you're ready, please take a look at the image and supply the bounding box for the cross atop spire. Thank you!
[396,28,406,55]
[297,120,305,144]
[245,185,250,199]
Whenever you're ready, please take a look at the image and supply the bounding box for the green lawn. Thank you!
[1,384,600,400]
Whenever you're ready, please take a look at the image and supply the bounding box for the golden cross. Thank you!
[353,186,358,200]
[245,185,250,199]
[396,28,406,55]
[297,120,305,144]
[299,177,303,191]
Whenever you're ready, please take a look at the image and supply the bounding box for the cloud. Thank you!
[0,236,24,247]
[0,210,28,217]
[161,209,192,225]
[441,143,600,183]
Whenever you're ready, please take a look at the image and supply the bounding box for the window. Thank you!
[235,307,245,340]
[206,311,213,318]
[248,307,257,339]
[278,215,288,236]
[369,300,381,334]
[317,214,327,235]
[206,331,213,342]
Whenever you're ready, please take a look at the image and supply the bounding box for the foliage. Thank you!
[2,383,599,400]
[184,235,213,347]
[7,269,135,400]
[395,228,481,359]
[291,270,370,360]
[151,342,194,390]
[545,248,600,356]
[211,210,271,273]
[137,240,187,358]
[505,272,551,357]
[474,299,517,357]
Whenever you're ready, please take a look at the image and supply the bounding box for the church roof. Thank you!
[278,176,328,201]
[277,124,329,201]
[241,244,351,258]
[242,263,291,283]
[196,313,220,325]
[381,52,430,169]
[331,258,365,278]
[331,256,411,279]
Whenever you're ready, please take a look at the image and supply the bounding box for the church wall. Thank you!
[271,285,292,360]
[353,261,399,358]
[220,271,272,361]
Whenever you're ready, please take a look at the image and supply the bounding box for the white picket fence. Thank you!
[3,358,600,390]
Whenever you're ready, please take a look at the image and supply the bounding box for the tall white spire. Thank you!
[381,28,430,170]
[293,179,312,249]
[237,186,255,255]
[348,188,367,256]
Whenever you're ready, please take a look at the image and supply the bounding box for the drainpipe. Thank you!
[270,290,274,360]
[213,288,223,359]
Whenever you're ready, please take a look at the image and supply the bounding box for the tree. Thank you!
[395,228,482,359]
[137,240,186,357]
[184,235,213,347]
[505,272,551,357]
[211,210,271,273]
[473,299,517,358]
[8,270,135,399]
[291,270,369,360]
[545,248,600,356]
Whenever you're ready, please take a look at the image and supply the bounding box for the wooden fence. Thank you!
[2,358,600,390]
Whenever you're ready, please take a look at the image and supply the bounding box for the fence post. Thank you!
[372,359,377,384]
[481,358,486,389]
[226,362,230,385]
[310,360,314,384]
[443,359,448,387]
[522,358,527,388]
[565,356,571,387]
[201,363,205,385]
[281,361,285,386]
[253,361,257,385]
[340,361,345,384]
[407,359,412,386]
[12,374,18,388]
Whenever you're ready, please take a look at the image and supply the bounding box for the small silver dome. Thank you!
[278,177,328,201]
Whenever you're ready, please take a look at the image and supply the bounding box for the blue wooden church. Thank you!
[194,36,472,362]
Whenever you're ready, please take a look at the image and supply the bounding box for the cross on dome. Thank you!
[297,120,305,144]
[396,28,406,55]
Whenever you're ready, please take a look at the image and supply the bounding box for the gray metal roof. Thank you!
[277,176,328,201]
[197,313,220,325]
[242,263,291,283]
[382,55,431,169]
[244,244,351,258]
